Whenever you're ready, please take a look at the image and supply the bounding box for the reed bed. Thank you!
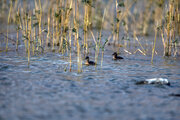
[0,0,179,71]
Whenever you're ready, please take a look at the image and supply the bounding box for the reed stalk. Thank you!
[164,0,174,56]
[97,8,106,66]
[90,30,98,66]
[77,29,82,73]
[6,0,13,52]
[58,0,63,50]
[16,7,20,51]
[38,0,42,47]
[2,0,179,70]
[33,25,36,56]
[161,29,165,56]
[101,34,111,67]
[73,0,76,50]
[56,0,59,46]
[59,1,64,53]
[151,26,157,64]
[46,8,50,47]
[83,1,89,55]
[75,0,82,73]
[16,27,19,51]
[69,29,72,72]
[28,13,32,66]
[52,8,55,51]
[25,12,28,52]
[21,8,26,53]
[115,0,120,46]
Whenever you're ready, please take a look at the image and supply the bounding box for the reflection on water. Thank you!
[0,50,180,120]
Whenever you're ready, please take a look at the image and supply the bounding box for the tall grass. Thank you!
[0,0,179,71]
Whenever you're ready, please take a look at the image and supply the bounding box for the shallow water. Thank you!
[0,47,180,120]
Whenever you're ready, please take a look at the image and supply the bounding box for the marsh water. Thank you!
[0,33,180,120]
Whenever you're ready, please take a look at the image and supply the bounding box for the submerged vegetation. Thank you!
[0,0,179,71]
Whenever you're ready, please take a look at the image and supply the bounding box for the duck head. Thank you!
[85,56,90,65]
[112,52,118,59]
[85,56,89,61]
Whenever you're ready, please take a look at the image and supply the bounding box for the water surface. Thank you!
[0,48,180,120]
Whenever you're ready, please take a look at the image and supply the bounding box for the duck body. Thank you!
[136,78,170,86]
[112,52,124,60]
[85,56,96,65]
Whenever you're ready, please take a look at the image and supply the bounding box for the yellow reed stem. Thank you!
[16,29,19,51]
[134,31,146,55]
[56,0,59,45]
[38,0,42,47]
[169,2,173,55]
[165,2,172,56]
[33,27,36,56]
[101,51,104,67]
[59,6,64,52]
[59,0,63,50]
[16,7,20,51]
[6,0,12,52]
[46,8,50,46]
[69,29,72,72]
[6,29,9,52]
[151,28,157,64]
[96,8,106,66]
[116,0,120,45]
[83,4,88,54]
[90,30,98,66]
[28,13,32,66]
[75,0,82,73]
[77,30,82,73]
[52,8,55,50]
[101,34,112,67]
[161,29,166,55]
[25,13,28,52]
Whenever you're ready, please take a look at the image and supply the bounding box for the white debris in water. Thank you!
[145,78,169,84]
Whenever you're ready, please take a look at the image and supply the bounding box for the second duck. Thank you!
[112,52,124,60]
[85,56,96,65]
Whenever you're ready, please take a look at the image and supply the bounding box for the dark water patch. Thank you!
[109,78,117,82]
[0,76,7,81]
[0,78,12,86]
[169,93,180,97]
[0,116,5,120]
[0,65,9,71]
[73,104,87,113]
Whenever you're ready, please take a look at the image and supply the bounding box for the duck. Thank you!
[135,78,170,86]
[85,56,96,65]
[112,52,124,60]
